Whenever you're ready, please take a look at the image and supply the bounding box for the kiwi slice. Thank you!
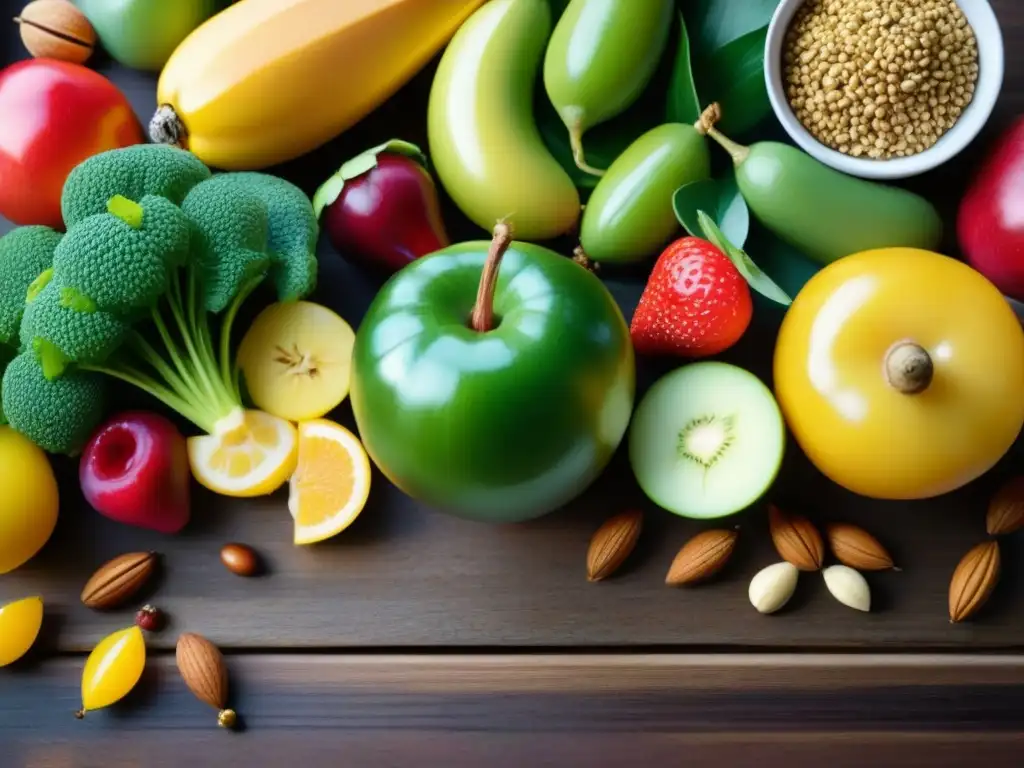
[628,362,785,519]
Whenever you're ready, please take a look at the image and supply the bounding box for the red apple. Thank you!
[958,117,1024,301]
[79,411,191,534]
[312,139,449,274]
[0,59,145,229]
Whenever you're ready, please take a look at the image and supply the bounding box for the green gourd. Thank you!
[579,120,712,265]
[543,0,674,177]
[706,128,943,265]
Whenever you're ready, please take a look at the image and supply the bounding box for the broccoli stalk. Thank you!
[81,262,247,436]
[1,145,318,455]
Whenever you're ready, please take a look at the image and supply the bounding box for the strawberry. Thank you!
[630,236,753,358]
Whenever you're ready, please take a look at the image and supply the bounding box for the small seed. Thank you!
[220,543,261,577]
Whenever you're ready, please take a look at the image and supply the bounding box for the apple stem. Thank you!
[470,222,513,332]
[884,341,933,394]
[149,104,188,149]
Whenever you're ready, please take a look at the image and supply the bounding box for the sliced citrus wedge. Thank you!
[187,409,298,498]
[288,419,371,545]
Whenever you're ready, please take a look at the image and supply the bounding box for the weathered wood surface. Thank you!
[4,654,1024,767]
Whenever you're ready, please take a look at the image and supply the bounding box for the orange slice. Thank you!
[288,419,371,545]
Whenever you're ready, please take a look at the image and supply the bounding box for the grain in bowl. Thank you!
[782,0,979,160]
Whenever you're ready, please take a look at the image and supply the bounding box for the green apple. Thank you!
[350,228,635,523]
[76,0,231,72]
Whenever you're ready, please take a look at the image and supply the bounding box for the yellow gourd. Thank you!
[774,248,1024,501]
[152,0,486,170]
[0,596,43,667]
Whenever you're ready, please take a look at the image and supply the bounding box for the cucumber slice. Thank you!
[629,362,785,519]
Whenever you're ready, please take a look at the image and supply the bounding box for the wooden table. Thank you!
[3,2,1024,765]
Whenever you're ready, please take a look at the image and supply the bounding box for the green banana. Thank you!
[543,0,674,177]
[427,0,581,241]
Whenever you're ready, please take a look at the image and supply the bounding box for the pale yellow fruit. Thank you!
[237,301,356,423]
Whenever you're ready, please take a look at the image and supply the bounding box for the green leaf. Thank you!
[697,211,791,306]
[673,171,749,247]
[666,11,701,124]
[746,222,822,300]
[695,25,771,136]
[683,0,779,52]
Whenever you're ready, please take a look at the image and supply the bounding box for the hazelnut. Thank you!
[220,543,261,577]
[14,0,96,65]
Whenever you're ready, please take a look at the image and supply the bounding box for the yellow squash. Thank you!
[152,0,486,170]
[774,248,1024,501]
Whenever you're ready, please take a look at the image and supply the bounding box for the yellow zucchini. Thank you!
[151,0,486,170]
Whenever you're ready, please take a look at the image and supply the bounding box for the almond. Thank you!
[825,522,897,571]
[986,477,1024,536]
[665,528,738,586]
[176,632,237,728]
[80,551,159,610]
[586,509,643,582]
[768,504,824,571]
[949,540,1001,623]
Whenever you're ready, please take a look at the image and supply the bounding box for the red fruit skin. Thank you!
[322,153,450,274]
[79,412,191,535]
[958,117,1024,301]
[0,59,145,230]
[630,237,753,358]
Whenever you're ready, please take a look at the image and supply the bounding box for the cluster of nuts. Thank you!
[782,0,980,160]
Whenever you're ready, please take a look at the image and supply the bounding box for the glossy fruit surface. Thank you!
[630,237,752,358]
[288,419,372,545]
[0,426,59,574]
[77,0,226,71]
[237,301,356,423]
[186,409,298,497]
[714,135,942,265]
[350,238,635,523]
[543,0,673,174]
[79,626,146,715]
[427,0,581,240]
[0,59,143,229]
[0,596,43,667]
[774,247,1024,500]
[579,123,710,264]
[958,117,1024,301]
[154,0,485,169]
[313,141,449,274]
[629,362,785,519]
[79,411,191,534]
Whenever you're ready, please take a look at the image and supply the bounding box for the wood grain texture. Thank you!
[4,654,1024,767]
[2,0,1024,654]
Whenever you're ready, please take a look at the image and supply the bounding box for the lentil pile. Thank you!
[782,0,979,160]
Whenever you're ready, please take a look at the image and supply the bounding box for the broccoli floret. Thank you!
[3,145,321,455]
[181,177,272,314]
[225,173,319,301]
[53,195,190,316]
[0,226,61,345]
[61,144,211,229]
[20,281,129,379]
[2,352,107,455]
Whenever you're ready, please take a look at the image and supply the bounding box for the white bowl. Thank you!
[764,0,1004,180]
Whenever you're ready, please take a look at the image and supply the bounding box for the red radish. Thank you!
[630,237,753,359]
[958,118,1024,301]
[79,411,191,535]
[312,139,449,274]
